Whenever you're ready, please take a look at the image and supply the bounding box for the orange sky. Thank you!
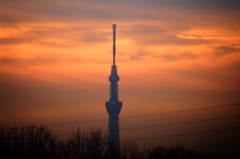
[0,0,240,155]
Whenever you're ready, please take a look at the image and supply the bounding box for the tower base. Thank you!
[105,101,122,148]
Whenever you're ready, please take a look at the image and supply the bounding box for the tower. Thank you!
[105,24,122,148]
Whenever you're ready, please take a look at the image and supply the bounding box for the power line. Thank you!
[4,119,107,129]
[121,126,240,142]
[154,92,240,103]
[120,115,239,131]
[4,102,239,129]
[56,126,240,140]
[55,114,239,138]
[120,103,239,120]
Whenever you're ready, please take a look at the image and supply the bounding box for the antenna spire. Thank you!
[112,24,116,66]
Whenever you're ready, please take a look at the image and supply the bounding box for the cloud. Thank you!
[160,54,178,62]
[127,50,152,61]
[178,53,199,60]
[71,0,240,11]
[0,23,110,47]
[0,0,161,24]
[120,49,199,62]
[0,56,109,69]
[135,33,217,46]
[0,0,61,24]
[0,38,27,45]
[215,46,240,56]
[1,0,238,26]
[0,71,105,111]
[0,57,59,67]
[156,52,198,62]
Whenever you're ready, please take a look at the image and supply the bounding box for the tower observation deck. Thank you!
[105,24,122,149]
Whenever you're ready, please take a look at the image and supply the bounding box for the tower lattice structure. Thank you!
[105,24,122,148]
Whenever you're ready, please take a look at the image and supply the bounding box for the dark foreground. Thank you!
[0,125,236,159]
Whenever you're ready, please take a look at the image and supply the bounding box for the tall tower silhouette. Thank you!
[105,24,122,148]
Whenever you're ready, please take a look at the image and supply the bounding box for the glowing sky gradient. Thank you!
[0,0,240,155]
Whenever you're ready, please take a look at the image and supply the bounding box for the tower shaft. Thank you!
[105,24,122,149]
[113,24,116,66]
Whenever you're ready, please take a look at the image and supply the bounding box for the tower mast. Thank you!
[113,24,116,66]
[105,24,122,149]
